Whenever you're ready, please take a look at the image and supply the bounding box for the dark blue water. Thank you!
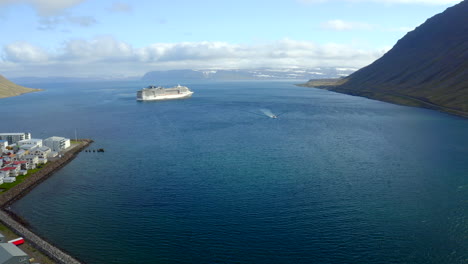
[1,81,467,264]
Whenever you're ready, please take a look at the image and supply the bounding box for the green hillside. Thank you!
[0,74,42,99]
[302,0,468,117]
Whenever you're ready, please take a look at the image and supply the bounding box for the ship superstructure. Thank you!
[137,85,194,101]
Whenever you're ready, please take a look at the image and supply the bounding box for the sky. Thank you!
[0,0,462,78]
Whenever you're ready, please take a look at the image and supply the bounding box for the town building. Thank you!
[16,139,42,149]
[0,167,20,177]
[17,145,34,151]
[0,133,31,145]
[0,132,69,188]
[0,243,30,264]
[13,150,27,161]
[29,146,52,159]
[43,137,70,152]
[2,177,15,183]
[0,140,7,152]
[21,156,38,170]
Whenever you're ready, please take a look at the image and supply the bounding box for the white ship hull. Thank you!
[137,91,193,101]
[137,85,194,101]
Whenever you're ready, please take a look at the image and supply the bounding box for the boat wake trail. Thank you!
[260,108,275,118]
[242,109,285,119]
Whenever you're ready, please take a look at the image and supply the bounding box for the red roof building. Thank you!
[0,167,17,171]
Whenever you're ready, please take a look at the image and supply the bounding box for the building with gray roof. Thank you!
[0,243,29,264]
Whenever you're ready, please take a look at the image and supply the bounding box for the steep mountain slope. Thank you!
[0,74,41,99]
[304,0,468,116]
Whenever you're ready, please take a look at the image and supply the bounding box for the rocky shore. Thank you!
[0,139,93,264]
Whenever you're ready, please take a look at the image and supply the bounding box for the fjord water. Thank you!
[2,81,467,264]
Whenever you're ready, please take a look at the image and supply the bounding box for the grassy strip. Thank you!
[0,165,47,192]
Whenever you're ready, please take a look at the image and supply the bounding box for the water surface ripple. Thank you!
[1,80,466,264]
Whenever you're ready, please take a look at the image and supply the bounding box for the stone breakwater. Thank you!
[0,211,81,264]
[0,139,93,264]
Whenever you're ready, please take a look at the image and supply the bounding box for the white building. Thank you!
[21,155,38,169]
[17,139,42,148]
[2,177,16,183]
[0,167,19,177]
[43,136,70,152]
[18,145,35,151]
[0,140,7,151]
[30,146,52,158]
[0,133,31,145]
[13,150,27,161]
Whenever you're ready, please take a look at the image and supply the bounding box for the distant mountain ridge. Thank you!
[303,0,468,117]
[142,68,357,81]
[0,74,42,99]
[10,76,140,84]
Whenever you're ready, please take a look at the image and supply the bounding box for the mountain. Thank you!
[10,76,140,84]
[0,74,42,99]
[142,68,357,81]
[302,0,468,117]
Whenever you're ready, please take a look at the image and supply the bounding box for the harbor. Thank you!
[0,139,93,264]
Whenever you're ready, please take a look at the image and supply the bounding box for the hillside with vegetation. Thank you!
[302,0,468,117]
[0,74,41,99]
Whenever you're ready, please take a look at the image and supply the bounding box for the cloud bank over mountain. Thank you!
[0,0,458,78]
[0,37,387,77]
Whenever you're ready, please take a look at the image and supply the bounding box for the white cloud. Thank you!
[109,2,132,13]
[321,20,374,31]
[60,36,134,61]
[298,0,461,4]
[0,0,86,16]
[320,19,416,33]
[67,15,96,26]
[0,0,96,30]
[2,41,49,62]
[37,15,97,30]
[0,37,387,77]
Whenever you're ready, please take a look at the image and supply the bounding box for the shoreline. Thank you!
[0,74,43,99]
[0,89,43,100]
[297,82,468,119]
[0,139,93,264]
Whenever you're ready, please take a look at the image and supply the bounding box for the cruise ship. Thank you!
[136,85,194,101]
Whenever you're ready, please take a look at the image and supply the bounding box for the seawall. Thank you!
[0,139,93,264]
